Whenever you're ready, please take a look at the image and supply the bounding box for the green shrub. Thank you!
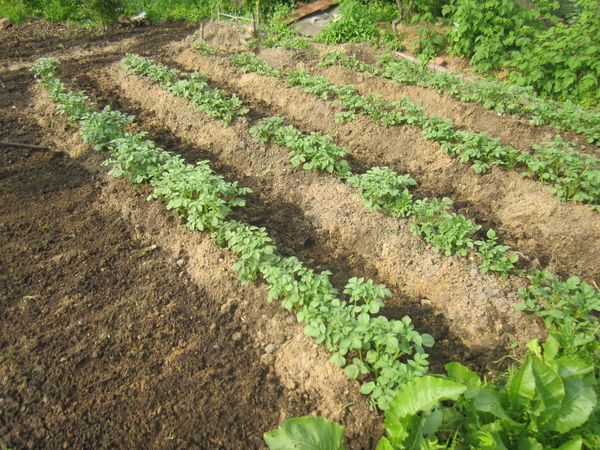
[506,1,600,108]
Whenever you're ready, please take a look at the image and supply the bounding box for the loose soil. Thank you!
[0,144,312,449]
[1,22,381,450]
[175,47,600,284]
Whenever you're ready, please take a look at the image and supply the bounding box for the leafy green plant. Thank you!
[264,416,346,450]
[517,271,600,361]
[230,52,283,77]
[79,106,134,150]
[411,198,480,256]
[149,158,251,232]
[215,220,280,282]
[191,39,219,56]
[475,229,518,277]
[412,27,447,64]
[378,340,598,449]
[348,167,416,218]
[103,131,173,184]
[442,0,547,73]
[250,117,352,177]
[122,54,248,125]
[262,4,310,50]
[518,136,599,204]
[505,0,600,108]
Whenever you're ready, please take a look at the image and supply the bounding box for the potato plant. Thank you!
[323,51,600,145]
[237,53,599,209]
[348,167,416,218]
[250,116,351,178]
[122,54,248,125]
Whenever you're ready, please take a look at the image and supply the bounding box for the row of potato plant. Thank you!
[249,116,517,277]
[227,52,599,210]
[121,54,518,277]
[121,53,248,126]
[321,51,600,146]
[31,57,434,411]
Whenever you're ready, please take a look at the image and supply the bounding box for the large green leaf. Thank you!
[555,436,583,450]
[375,436,395,450]
[531,356,565,424]
[473,388,521,426]
[508,355,536,409]
[386,376,466,422]
[545,378,596,433]
[517,436,544,450]
[264,417,346,450]
[445,362,481,391]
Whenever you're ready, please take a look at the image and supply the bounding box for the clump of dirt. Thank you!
[0,141,319,449]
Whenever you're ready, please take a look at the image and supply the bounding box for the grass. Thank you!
[0,0,292,25]
[0,0,227,25]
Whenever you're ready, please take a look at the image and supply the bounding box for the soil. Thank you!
[175,47,600,284]
[2,18,598,450]
[0,144,312,449]
[1,21,379,450]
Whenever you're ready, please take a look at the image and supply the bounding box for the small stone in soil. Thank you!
[232,332,242,342]
[264,344,275,354]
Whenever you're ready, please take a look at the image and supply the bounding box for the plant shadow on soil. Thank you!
[1,23,320,449]
[0,140,314,450]
[56,59,492,376]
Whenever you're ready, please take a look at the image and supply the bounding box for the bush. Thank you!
[506,1,600,108]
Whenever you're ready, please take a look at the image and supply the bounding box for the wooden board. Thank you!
[284,1,339,24]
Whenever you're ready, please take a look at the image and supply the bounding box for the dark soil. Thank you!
[0,22,313,450]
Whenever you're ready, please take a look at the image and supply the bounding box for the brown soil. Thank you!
[76,60,544,367]
[0,144,312,449]
[1,22,383,450]
[175,48,600,284]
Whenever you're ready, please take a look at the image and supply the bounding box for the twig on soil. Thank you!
[0,140,49,150]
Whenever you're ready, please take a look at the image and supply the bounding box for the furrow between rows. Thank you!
[95,61,544,360]
[30,84,382,449]
[175,49,600,283]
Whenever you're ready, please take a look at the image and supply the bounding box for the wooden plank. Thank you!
[284,1,339,24]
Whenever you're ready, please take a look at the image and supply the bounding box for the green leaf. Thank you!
[264,417,346,450]
[473,388,518,424]
[445,362,481,389]
[343,364,359,380]
[517,436,543,450]
[556,436,583,450]
[385,376,466,430]
[375,436,395,450]
[508,355,536,409]
[360,381,376,395]
[545,378,596,433]
[531,356,565,424]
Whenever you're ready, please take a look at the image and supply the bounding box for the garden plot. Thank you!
[2,19,598,450]
[175,47,600,282]
[92,56,541,360]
